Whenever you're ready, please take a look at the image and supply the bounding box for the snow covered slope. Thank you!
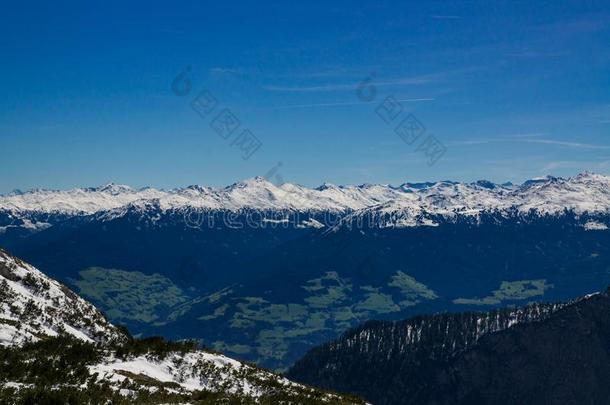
[328,172,610,229]
[89,349,356,401]
[0,178,405,213]
[2,172,610,228]
[0,248,123,345]
[0,249,363,404]
[0,184,166,214]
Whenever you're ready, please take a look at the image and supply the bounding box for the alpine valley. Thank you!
[0,248,363,404]
[3,172,610,371]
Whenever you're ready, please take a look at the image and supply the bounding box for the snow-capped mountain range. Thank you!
[2,172,610,228]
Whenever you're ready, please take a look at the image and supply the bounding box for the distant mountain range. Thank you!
[2,172,610,371]
[2,172,610,227]
[0,248,363,404]
[288,289,610,405]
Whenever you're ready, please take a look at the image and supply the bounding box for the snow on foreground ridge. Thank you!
[91,350,306,398]
[0,249,123,346]
[88,347,363,402]
[0,249,364,403]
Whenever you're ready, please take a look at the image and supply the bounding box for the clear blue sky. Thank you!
[2,0,610,192]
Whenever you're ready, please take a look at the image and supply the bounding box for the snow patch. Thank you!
[584,221,608,231]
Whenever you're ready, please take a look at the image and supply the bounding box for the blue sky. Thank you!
[2,0,610,192]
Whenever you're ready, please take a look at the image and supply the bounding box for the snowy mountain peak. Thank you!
[2,173,610,227]
[400,181,437,190]
[184,184,212,192]
[93,183,134,194]
[228,176,276,189]
[472,180,497,189]
[521,175,558,188]
[316,182,340,191]
[573,171,608,182]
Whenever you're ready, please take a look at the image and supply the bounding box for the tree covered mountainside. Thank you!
[0,248,364,404]
[0,335,364,404]
[288,290,610,405]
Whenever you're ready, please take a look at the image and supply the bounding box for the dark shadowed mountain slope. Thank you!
[288,290,610,405]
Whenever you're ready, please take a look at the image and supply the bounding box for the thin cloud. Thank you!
[448,139,492,146]
[267,98,435,110]
[525,139,610,150]
[506,51,570,58]
[262,75,439,93]
[395,98,435,102]
[509,132,547,138]
[450,133,547,146]
[541,160,610,172]
[280,68,366,80]
[209,67,241,76]
[263,83,358,92]
[262,67,481,93]
[430,15,462,20]
[451,134,610,150]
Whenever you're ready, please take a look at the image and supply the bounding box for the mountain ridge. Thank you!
[0,248,364,404]
[2,172,610,230]
[0,248,124,346]
[287,289,610,405]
